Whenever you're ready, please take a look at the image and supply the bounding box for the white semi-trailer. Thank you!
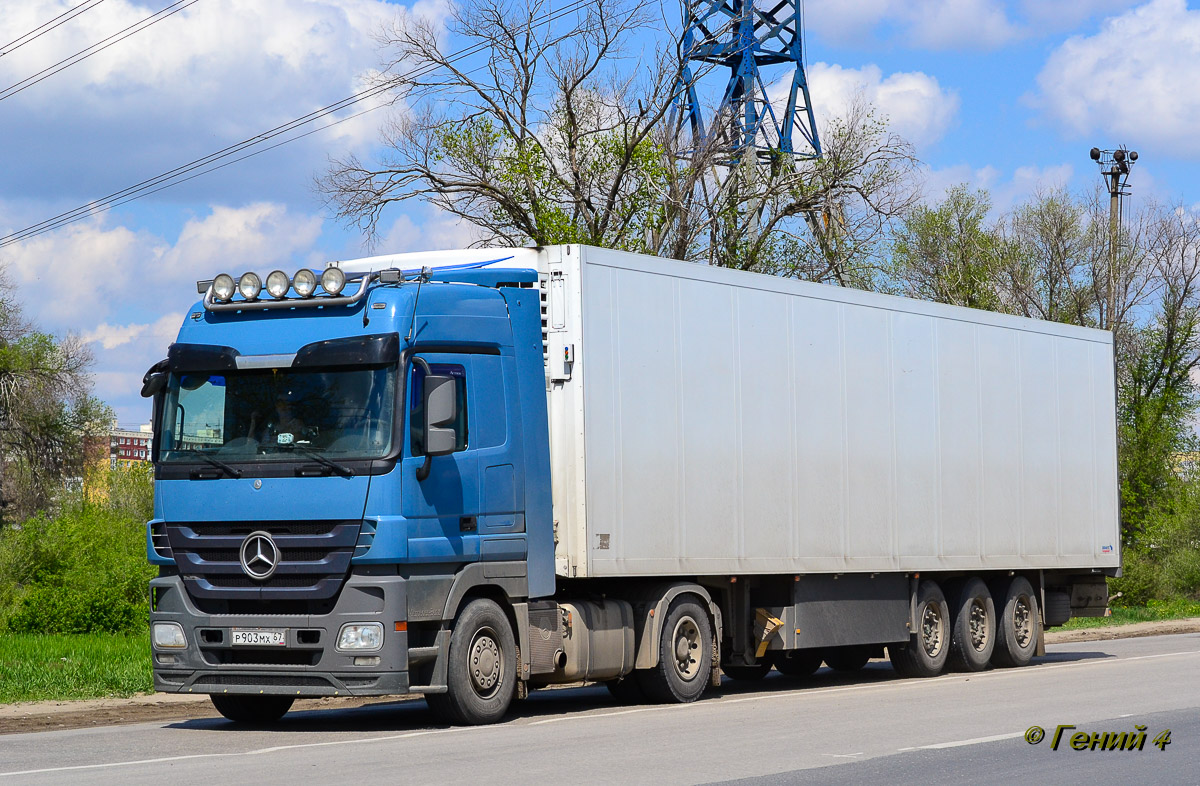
[146,245,1117,724]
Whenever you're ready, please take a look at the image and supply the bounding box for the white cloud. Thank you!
[0,0,442,204]
[921,162,1075,214]
[81,313,183,351]
[1035,0,1200,157]
[805,0,1020,49]
[807,63,960,149]
[1018,0,1139,28]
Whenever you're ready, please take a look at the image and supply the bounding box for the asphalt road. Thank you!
[2,633,1198,785]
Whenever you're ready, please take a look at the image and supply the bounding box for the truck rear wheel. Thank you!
[638,597,712,703]
[889,580,950,678]
[948,577,995,672]
[772,649,823,678]
[210,695,294,724]
[991,576,1039,668]
[426,598,517,725]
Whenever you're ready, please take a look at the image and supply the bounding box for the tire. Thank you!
[991,576,1040,668]
[947,577,995,672]
[889,580,950,678]
[722,662,771,681]
[772,649,823,678]
[426,598,517,725]
[210,695,294,724]
[637,596,712,703]
[823,645,872,673]
[1043,590,1072,628]
[605,674,647,704]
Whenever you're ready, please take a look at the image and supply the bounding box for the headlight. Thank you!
[212,273,235,302]
[321,266,346,297]
[336,622,383,651]
[266,270,290,299]
[238,272,262,301]
[152,622,187,649]
[293,268,317,297]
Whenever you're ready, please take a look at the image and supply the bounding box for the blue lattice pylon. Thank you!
[672,0,820,165]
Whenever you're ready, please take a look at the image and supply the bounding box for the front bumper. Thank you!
[150,572,410,696]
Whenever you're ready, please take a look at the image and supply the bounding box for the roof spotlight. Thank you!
[266,270,290,299]
[321,266,346,297]
[212,273,235,302]
[238,272,262,301]
[293,268,317,298]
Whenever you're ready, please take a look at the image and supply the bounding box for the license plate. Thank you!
[231,628,286,646]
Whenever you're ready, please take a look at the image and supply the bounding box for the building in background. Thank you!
[110,420,153,467]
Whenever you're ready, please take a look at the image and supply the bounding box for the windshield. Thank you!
[159,364,396,463]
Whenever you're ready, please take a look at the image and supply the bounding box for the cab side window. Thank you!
[409,362,468,455]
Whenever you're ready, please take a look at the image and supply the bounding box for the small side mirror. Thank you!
[423,374,459,456]
[141,359,168,398]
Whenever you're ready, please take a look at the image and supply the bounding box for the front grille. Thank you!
[167,520,361,602]
[202,649,320,667]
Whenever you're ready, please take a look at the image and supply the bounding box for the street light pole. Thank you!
[1090,146,1138,330]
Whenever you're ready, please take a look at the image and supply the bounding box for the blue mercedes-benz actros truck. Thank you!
[144,245,1118,725]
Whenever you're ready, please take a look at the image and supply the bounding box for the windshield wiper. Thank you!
[288,444,354,477]
[178,450,242,478]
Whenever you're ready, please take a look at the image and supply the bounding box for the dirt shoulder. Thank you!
[4,618,1199,736]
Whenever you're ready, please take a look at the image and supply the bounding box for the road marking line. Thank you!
[820,753,864,758]
[914,732,1023,749]
[0,727,470,778]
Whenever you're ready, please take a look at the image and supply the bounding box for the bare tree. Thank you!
[0,265,108,523]
[320,0,920,283]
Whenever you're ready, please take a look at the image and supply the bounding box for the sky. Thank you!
[2,0,1199,426]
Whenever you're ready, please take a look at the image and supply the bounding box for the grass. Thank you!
[1059,599,1200,630]
[0,632,152,703]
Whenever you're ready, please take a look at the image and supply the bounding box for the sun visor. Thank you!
[292,333,400,368]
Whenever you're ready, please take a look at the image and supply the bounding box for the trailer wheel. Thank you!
[889,580,950,678]
[722,662,771,681]
[210,695,294,724]
[947,577,995,672]
[823,645,872,673]
[772,649,823,678]
[638,597,712,703]
[426,598,516,725]
[991,576,1040,668]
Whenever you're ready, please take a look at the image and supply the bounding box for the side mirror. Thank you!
[423,374,459,457]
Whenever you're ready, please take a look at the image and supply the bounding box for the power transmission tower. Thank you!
[672,0,820,166]
[670,0,821,255]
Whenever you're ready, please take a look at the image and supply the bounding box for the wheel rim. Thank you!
[921,602,944,658]
[468,626,504,699]
[671,615,703,682]
[1013,596,1032,648]
[968,598,990,652]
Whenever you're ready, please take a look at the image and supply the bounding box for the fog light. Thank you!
[153,622,187,649]
[336,622,383,651]
[266,270,290,299]
[212,273,235,301]
[321,266,346,297]
[353,656,381,667]
[154,653,179,665]
[238,272,262,301]
[293,268,317,297]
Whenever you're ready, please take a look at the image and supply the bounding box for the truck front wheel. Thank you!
[889,580,950,678]
[427,598,517,725]
[210,695,294,724]
[638,597,712,703]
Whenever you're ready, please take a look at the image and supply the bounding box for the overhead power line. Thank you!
[0,0,200,104]
[0,0,592,250]
[0,0,108,58]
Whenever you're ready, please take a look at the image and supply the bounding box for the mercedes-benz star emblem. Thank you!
[239,531,279,581]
